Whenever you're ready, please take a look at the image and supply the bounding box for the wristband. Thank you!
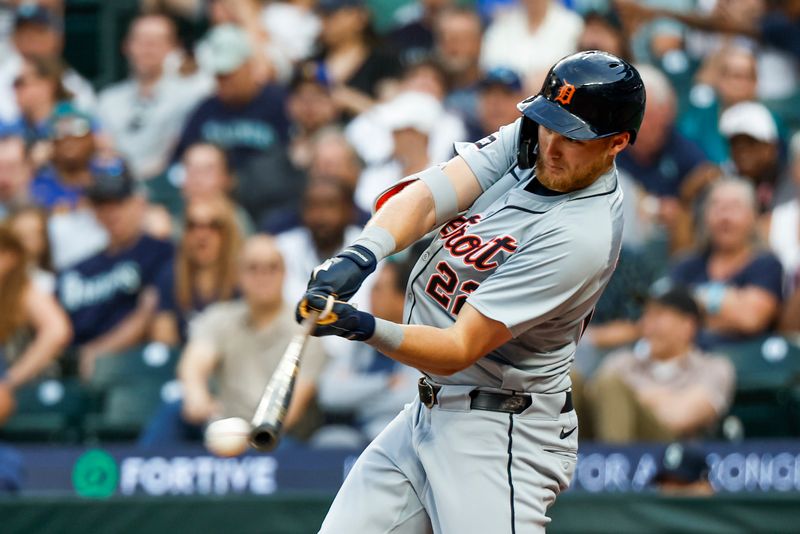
[352,225,396,262]
[366,318,404,353]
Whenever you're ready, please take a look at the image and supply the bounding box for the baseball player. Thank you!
[298,51,646,533]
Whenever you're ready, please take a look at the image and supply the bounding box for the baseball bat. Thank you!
[248,297,332,451]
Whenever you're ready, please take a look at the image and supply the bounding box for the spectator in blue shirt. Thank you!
[30,104,98,211]
[616,64,711,253]
[617,64,708,199]
[57,166,173,379]
[172,24,300,225]
[670,178,783,348]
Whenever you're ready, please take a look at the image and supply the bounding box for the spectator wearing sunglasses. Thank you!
[27,104,116,269]
[175,142,254,238]
[29,103,99,212]
[151,196,242,347]
[56,165,173,379]
[139,235,327,447]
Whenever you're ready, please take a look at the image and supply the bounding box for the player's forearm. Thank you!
[368,180,437,253]
[365,304,511,375]
[377,323,475,375]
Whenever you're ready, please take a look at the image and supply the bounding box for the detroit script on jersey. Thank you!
[424,214,518,317]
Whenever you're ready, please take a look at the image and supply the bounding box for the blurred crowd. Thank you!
[1,0,800,452]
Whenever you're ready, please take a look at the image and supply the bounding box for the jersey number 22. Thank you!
[425,261,480,316]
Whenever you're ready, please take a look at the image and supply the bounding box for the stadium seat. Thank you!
[0,379,86,443]
[716,335,800,438]
[84,343,181,441]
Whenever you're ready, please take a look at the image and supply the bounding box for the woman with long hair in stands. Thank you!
[151,196,243,346]
[7,205,56,293]
[0,226,71,419]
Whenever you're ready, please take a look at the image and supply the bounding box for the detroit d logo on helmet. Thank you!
[554,81,576,105]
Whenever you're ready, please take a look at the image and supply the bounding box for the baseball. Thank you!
[204,417,251,457]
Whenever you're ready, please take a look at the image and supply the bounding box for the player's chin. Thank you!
[538,167,569,187]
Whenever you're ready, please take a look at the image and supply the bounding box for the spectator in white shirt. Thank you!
[98,14,212,181]
[480,0,583,82]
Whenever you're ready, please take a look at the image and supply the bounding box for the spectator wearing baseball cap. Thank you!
[57,164,173,379]
[172,23,300,226]
[473,67,525,141]
[3,55,72,151]
[286,62,341,171]
[29,103,100,213]
[3,3,96,118]
[718,101,793,211]
[585,285,735,443]
[355,91,450,213]
[652,442,714,496]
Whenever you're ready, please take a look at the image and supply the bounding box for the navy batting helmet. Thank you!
[517,50,646,144]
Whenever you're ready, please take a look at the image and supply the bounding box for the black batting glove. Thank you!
[296,293,376,341]
[306,245,377,301]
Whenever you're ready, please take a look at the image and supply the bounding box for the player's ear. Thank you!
[608,132,630,156]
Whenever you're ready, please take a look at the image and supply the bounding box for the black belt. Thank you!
[418,377,573,415]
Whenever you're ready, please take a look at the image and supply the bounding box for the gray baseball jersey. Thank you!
[319,119,625,534]
[405,118,624,393]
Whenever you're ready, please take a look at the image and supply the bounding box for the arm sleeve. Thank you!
[454,118,521,192]
[467,224,609,337]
